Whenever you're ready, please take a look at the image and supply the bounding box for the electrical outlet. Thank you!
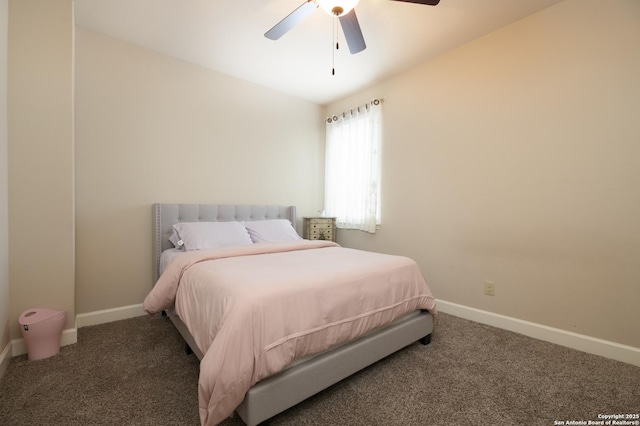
[484,281,495,296]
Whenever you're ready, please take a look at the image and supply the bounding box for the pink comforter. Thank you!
[143,240,436,426]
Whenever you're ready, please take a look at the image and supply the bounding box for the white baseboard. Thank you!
[9,304,145,358]
[436,299,640,367]
[75,303,146,328]
[8,301,638,368]
[11,327,77,357]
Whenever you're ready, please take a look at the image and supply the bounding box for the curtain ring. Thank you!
[373,99,380,106]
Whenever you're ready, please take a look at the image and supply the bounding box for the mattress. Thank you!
[159,248,183,275]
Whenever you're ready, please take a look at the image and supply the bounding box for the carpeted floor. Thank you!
[0,312,638,426]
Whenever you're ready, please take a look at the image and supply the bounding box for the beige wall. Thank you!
[328,0,640,348]
[74,28,325,313]
[5,0,637,356]
[1,0,10,361]
[7,0,75,340]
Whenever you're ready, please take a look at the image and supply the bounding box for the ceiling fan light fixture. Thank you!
[316,0,360,17]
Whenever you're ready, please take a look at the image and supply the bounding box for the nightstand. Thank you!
[302,217,337,242]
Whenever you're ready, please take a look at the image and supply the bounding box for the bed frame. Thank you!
[152,203,433,426]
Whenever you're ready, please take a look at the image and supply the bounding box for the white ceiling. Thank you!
[74,0,563,105]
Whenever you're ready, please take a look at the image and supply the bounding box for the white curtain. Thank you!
[324,100,382,233]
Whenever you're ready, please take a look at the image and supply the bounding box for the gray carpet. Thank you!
[0,313,638,425]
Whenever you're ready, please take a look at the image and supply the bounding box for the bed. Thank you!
[144,203,436,426]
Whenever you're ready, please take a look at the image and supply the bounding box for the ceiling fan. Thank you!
[264,0,440,54]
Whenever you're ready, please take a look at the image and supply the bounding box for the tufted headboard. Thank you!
[152,204,297,283]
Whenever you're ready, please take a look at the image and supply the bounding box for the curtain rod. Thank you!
[326,97,385,123]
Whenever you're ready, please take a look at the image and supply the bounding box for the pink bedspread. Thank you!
[143,240,436,426]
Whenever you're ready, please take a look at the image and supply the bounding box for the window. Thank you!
[324,99,382,233]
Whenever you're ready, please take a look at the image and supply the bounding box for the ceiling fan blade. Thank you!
[389,0,440,5]
[339,9,366,54]
[265,1,318,40]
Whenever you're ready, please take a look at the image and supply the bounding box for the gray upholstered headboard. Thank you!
[152,204,297,283]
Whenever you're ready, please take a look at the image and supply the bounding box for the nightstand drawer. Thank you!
[308,228,333,239]
[309,218,334,226]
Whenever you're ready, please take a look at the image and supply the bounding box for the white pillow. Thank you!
[243,219,302,243]
[168,230,185,250]
[170,221,253,251]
